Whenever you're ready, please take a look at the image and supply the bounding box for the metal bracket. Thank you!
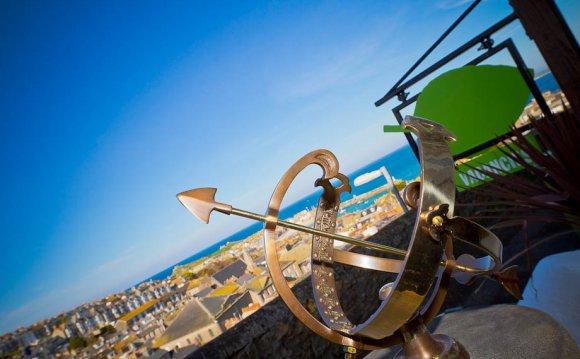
[478,36,494,51]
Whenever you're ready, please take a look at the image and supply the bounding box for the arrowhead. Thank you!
[176,188,232,224]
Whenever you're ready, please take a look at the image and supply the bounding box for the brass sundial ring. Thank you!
[348,116,457,339]
[262,149,401,349]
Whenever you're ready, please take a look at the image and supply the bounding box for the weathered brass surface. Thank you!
[311,175,353,333]
[333,250,403,273]
[177,115,515,357]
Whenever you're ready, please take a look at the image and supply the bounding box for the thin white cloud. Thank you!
[436,0,473,10]
[272,38,383,101]
[91,253,134,275]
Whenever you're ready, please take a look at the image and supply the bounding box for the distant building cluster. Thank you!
[0,281,188,358]
[1,182,408,359]
[517,90,570,125]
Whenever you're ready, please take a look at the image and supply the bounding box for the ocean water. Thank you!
[140,144,420,284]
[141,72,561,284]
[140,223,264,283]
[534,72,560,94]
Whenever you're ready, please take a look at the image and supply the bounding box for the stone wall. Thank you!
[188,191,580,359]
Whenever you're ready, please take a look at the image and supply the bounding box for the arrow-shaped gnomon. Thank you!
[176,187,407,257]
[176,187,520,286]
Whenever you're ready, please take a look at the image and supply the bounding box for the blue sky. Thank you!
[1,0,579,334]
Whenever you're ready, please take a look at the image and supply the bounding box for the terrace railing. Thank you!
[375,0,552,161]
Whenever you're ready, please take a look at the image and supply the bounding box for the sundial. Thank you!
[177,116,520,358]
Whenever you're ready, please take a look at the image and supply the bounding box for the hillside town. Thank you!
[0,182,410,359]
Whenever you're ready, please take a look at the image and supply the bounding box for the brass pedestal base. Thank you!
[394,317,470,359]
[394,333,469,359]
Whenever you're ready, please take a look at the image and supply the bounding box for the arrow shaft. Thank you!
[177,189,488,274]
[229,207,407,257]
